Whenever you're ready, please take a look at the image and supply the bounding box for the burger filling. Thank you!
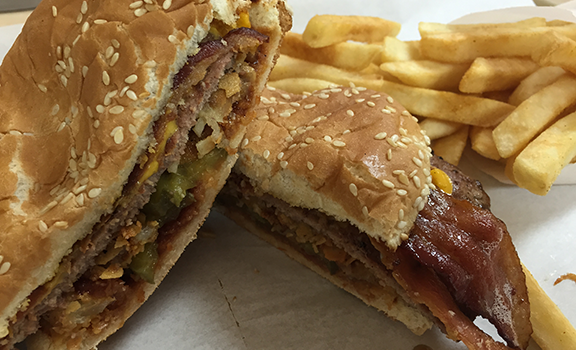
[5,25,269,349]
[218,157,532,350]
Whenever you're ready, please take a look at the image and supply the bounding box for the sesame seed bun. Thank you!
[0,0,290,347]
[236,86,432,249]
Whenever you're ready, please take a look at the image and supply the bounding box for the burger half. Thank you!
[217,86,532,350]
[0,0,290,349]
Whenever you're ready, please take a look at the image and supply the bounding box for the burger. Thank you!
[0,0,291,349]
[217,86,532,349]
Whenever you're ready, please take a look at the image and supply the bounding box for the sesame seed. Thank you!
[61,192,75,205]
[110,52,120,66]
[57,60,67,70]
[305,137,314,144]
[318,93,329,99]
[398,209,405,220]
[418,150,425,160]
[362,206,369,216]
[126,90,138,101]
[399,128,408,136]
[413,176,421,188]
[306,126,315,131]
[402,110,411,117]
[367,101,376,107]
[414,196,423,209]
[82,22,90,33]
[349,183,358,197]
[88,188,102,198]
[324,135,332,142]
[290,130,297,137]
[279,112,291,118]
[297,128,306,135]
[251,136,262,142]
[168,35,178,44]
[71,147,77,159]
[129,124,137,134]
[68,57,75,73]
[387,96,394,103]
[69,159,78,171]
[82,66,89,78]
[125,74,138,85]
[113,127,124,144]
[344,90,352,97]
[112,39,120,49]
[130,1,143,8]
[60,75,68,87]
[96,105,105,114]
[381,108,391,114]
[57,122,66,132]
[399,174,410,186]
[424,135,431,146]
[263,150,270,159]
[382,179,395,189]
[94,19,107,24]
[267,86,276,91]
[52,6,57,17]
[429,183,437,191]
[134,8,147,17]
[393,170,405,175]
[397,189,408,196]
[386,106,397,113]
[39,220,48,233]
[401,233,409,240]
[277,152,284,160]
[73,185,87,195]
[0,262,10,275]
[356,86,367,92]
[356,99,365,103]
[397,221,407,229]
[56,46,62,58]
[76,193,85,206]
[51,104,60,116]
[120,86,130,97]
[418,199,426,211]
[387,149,393,160]
[374,132,387,140]
[397,141,408,149]
[288,144,297,150]
[408,169,418,178]
[280,161,288,169]
[289,102,300,108]
[102,71,110,86]
[88,153,97,168]
[300,143,308,148]
[304,104,316,110]
[285,136,293,142]
[421,186,431,197]
[307,162,314,170]
[342,130,351,135]
[346,110,354,117]
[413,157,423,167]
[281,93,291,100]
[109,106,124,115]
[401,137,412,144]
[371,94,381,98]
[387,138,398,147]
[257,115,269,121]
[163,0,172,10]
[351,88,359,95]
[332,140,346,147]
[76,13,83,24]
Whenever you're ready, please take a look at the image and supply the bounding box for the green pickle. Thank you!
[130,242,159,284]
[142,148,227,225]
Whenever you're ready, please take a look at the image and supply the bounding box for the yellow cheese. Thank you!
[237,12,251,29]
[431,168,453,195]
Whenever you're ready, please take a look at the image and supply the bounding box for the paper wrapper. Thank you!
[0,4,574,350]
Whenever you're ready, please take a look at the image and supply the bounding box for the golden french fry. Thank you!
[546,19,573,27]
[532,32,576,75]
[280,32,382,72]
[493,74,576,158]
[269,55,383,89]
[522,264,576,350]
[508,66,566,106]
[379,37,422,63]
[377,80,514,126]
[419,119,462,140]
[513,110,576,195]
[483,90,514,103]
[505,154,518,184]
[431,125,469,165]
[267,78,335,95]
[302,15,401,48]
[459,57,540,93]
[420,25,576,63]
[470,126,501,161]
[418,17,547,36]
[380,60,469,90]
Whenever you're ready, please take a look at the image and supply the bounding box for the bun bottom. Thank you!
[26,154,239,350]
[216,201,433,336]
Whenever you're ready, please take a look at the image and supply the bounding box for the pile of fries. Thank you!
[270,15,576,196]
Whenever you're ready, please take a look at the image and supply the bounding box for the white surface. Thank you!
[1,1,575,349]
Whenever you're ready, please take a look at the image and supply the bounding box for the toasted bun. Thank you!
[0,0,288,340]
[236,86,432,249]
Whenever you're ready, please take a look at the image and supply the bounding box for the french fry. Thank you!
[380,60,469,90]
[269,55,383,90]
[431,125,469,165]
[483,90,514,103]
[546,19,573,27]
[267,78,335,95]
[513,110,576,195]
[522,264,576,350]
[470,126,501,161]
[493,74,576,158]
[281,32,382,72]
[379,37,422,63]
[302,15,401,48]
[420,25,576,63]
[532,31,576,75]
[459,57,540,93]
[508,66,566,106]
[377,80,514,126]
[418,17,547,36]
[419,119,462,140]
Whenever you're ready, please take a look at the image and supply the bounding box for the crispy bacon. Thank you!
[373,188,531,350]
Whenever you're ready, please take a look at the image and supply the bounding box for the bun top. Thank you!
[236,85,432,249]
[0,0,281,336]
